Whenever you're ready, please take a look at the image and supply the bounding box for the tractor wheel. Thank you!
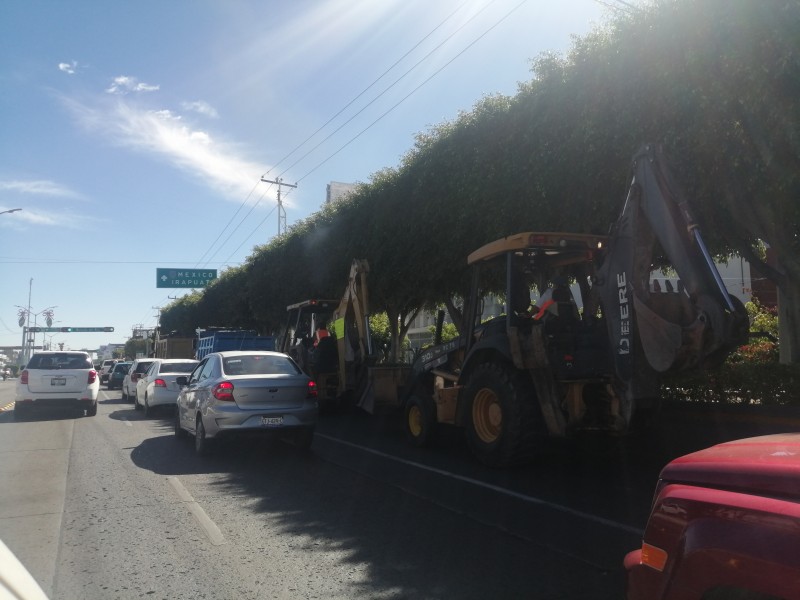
[404,394,437,447]
[463,362,541,467]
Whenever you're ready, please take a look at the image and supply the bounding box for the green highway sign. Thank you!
[156,268,217,289]
[28,327,115,333]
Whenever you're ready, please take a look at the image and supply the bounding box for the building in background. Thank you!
[326,181,357,204]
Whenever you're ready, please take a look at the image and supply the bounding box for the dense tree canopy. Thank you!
[161,0,800,362]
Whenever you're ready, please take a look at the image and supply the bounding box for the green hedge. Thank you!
[662,362,800,406]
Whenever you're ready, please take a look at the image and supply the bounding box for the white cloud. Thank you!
[0,180,82,198]
[182,100,219,119]
[63,97,269,201]
[106,75,160,95]
[58,61,78,75]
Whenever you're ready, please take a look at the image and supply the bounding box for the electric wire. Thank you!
[274,1,496,179]
[295,0,528,184]
[193,2,475,272]
[263,1,474,178]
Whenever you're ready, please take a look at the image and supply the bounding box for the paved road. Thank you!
[1,379,796,599]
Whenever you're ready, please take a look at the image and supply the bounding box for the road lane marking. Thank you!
[119,417,132,427]
[167,476,226,546]
[316,433,643,537]
[0,402,14,412]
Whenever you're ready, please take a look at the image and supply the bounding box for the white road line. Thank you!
[315,433,643,537]
[167,476,226,546]
[120,417,132,427]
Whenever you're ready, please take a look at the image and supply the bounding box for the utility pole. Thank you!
[260,176,297,237]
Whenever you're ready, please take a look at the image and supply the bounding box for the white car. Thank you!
[122,358,155,402]
[14,351,99,419]
[134,358,198,416]
[99,358,118,384]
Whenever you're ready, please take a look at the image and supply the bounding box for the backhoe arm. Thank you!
[597,144,750,417]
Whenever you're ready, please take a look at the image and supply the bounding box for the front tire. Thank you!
[404,394,437,447]
[144,395,153,417]
[174,408,187,439]
[86,401,98,417]
[121,387,128,401]
[463,362,541,467]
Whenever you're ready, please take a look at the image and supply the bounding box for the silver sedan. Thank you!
[174,351,318,454]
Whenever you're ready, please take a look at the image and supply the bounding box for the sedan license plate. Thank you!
[51,377,66,386]
[261,416,283,427]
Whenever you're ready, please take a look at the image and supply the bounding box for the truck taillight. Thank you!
[154,378,166,388]
[88,370,97,384]
[307,380,318,398]
[212,381,234,401]
[21,370,29,384]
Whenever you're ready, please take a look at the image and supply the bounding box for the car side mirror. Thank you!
[176,376,188,387]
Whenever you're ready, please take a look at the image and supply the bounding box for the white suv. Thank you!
[122,358,155,402]
[15,351,99,419]
[99,359,118,384]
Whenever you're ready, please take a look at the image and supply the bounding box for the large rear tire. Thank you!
[463,362,541,467]
[404,394,437,447]
[86,401,98,417]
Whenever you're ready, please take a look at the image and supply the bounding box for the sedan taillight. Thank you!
[212,381,234,401]
[20,370,29,384]
[154,378,166,388]
[307,380,318,398]
[88,369,98,384]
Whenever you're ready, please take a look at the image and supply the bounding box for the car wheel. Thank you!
[133,393,141,411]
[13,403,28,421]
[144,396,152,417]
[195,416,210,455]
[121,387,128,401]
[86,401,98,417]
[174,408,187,439]
[293,427,315,451]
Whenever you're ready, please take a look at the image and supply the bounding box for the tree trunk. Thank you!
[386,305,420,363]
[778,274,800,364]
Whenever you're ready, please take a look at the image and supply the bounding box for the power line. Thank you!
[297,0,529,184]
[275,1,498,180]
[195,3,489,270]
[193,179,262,268]
[264,1,474,179]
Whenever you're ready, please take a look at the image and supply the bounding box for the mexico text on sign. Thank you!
[156,268,218,289]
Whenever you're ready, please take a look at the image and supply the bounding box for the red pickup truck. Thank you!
[625,433,800,600]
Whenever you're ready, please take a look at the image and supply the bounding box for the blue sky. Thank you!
[0,0,608,353]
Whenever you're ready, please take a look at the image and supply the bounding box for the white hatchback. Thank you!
[15,351,99,419]
[134,358,198,416]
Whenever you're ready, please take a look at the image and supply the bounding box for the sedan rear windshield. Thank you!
[134,362,155,373]
[223,355,301,376]
[162,362,197,373]
[27,353,92,370]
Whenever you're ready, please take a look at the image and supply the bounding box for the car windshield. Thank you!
[134,362,154,373]
[26,353,91,370]
[113,364,131,373]
[161,362,197,373]
[222,355,301,376]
